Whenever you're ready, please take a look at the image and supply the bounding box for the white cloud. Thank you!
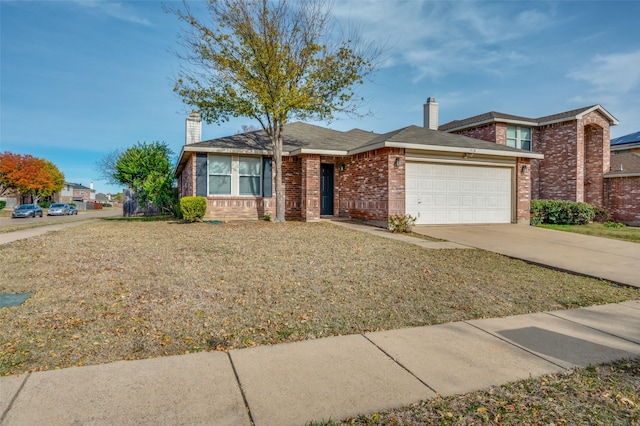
[332,1,557,82]
[568,50,640,94]
[71,0,151,26]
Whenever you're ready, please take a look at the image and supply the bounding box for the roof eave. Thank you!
[604,173,640,178]
[611,142,640,151]
[289,148,348,156]
[349,141,543,159]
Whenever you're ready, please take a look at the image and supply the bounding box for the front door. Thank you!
[320,163,334,215]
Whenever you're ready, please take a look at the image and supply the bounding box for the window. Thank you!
[239,157,261,196]
[506,126,532,151]
[206,155,269,196]
[208,155,232,195]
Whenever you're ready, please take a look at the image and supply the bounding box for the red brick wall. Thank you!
[301,154,320,221]
[283,156,302,219]
[452,123,497,143]
[605,177,640,224]
[178,154,195,198]
[516,158,532,223]
[536,121,579,201]
[338,147,404,222]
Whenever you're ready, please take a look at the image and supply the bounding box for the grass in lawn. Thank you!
[0,220,638,376]
[538,223,640,243]
[318,357,640,425]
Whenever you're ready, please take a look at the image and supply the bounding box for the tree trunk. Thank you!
[273,126,285,222]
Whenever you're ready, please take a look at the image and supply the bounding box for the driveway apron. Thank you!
[413,224,640,288]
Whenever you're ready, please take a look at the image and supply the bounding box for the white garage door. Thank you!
[406,162,513,225]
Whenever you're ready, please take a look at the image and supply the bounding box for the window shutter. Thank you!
[196,154,207,197]
[262,157,272,197]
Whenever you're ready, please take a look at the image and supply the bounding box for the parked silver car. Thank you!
[12,204,44,218]
[47,203,70,216]
[68,205,78,215]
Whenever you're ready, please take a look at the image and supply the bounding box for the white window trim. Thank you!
[506,126,532,151]
[207,154,264,197]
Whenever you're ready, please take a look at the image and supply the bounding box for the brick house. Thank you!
[175,109,542,225]
[59,182,96,203]
[607,131,640,224]
[437,103,640,223]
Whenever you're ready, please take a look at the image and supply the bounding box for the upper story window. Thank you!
[506,126,531,151]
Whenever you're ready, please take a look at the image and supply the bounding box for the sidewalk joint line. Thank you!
[361,334,438,395]
[462,321,568,371]
[227,352,255,426]
[0,372,31,424]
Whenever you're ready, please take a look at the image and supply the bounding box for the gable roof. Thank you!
[175,122,542,175]
[606,152,640,177]
[439,105,619,132]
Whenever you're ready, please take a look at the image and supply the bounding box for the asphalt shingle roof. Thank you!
[439,105,618,132]
[606,152,640,176]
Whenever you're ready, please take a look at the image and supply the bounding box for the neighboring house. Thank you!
[60,182,96,203]
[438,103,640,223]
[607,131,640,224]
[439,104,618,210]
[175,107,542,225]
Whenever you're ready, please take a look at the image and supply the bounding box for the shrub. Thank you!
[39,201,52,209]
[180,196,207,222]
[0,200,5,210]
[68,203,76,207]
[102,203,112,208]
[388,214,416,233]
[603,221,625,229]
[592,206,610,223]
[263,212,272,222]
[530,200,596,225]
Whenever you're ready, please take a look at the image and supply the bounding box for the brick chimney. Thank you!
[423,97,439,130]
[185,110,202,145]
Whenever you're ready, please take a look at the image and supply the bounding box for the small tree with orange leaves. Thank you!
[0,152,65,205]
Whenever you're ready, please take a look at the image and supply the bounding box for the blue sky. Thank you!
[2,0,639,194]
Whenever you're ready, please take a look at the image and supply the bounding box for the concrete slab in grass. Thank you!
[2,352,249,426]
[468,312,640,369]
[230,334,433,426]
[0,374,28,418]
[548,304,640,344]
[366,322,562,397]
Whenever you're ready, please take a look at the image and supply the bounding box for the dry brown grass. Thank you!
[330,357,640,425]
[1,220,638,376]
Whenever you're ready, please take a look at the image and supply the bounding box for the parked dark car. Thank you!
[68,205,78,215]
[47,203,70,216]
[12,204,44,218]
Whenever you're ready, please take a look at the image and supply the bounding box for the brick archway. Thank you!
[583,124,605,208]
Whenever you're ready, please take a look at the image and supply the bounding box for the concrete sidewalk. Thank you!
[412,224,640,288]
[2,301,639,425]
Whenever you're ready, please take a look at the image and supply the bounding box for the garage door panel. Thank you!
[406,162,512,225]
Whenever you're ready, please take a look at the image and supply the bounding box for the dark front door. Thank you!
[320,163,334,215]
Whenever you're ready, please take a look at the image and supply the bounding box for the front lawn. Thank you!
[1,220,638,376]
[537,222,640,243]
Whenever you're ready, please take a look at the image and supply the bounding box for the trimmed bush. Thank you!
[180,196,207,222]
[0,200,5,210]
[530,200,596,225]
[102,203,112,208]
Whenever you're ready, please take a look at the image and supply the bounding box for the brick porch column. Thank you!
[301,154,320,221]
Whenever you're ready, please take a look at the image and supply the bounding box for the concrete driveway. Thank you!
[413,224,640,288]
